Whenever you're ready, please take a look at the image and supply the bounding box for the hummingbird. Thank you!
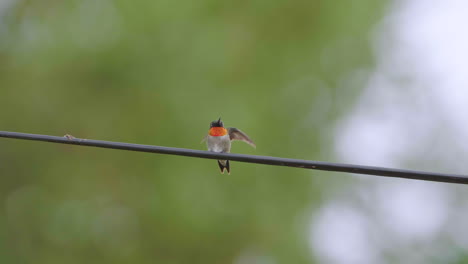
[204,118,256,174]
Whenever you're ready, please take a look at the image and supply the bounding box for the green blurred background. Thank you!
[0,0,385,263]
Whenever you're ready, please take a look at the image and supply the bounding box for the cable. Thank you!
[1,130,467,184]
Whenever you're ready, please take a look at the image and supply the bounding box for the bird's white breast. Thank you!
[207,135,231,153]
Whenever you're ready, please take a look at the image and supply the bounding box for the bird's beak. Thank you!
[218,117,222,122]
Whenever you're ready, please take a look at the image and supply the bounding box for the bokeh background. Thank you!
[1,0,468,263]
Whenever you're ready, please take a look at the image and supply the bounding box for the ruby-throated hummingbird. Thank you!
[203,118,256,174]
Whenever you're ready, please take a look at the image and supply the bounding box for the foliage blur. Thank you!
[0,0,384,263]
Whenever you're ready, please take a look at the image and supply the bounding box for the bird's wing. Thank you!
[228,127,256,148]
[201,135,207,144]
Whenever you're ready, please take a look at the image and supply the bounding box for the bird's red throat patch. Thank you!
[209,127,228,136]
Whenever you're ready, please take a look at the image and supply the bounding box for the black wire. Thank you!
[1,130,467,184]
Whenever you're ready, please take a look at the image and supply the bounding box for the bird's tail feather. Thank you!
[217,160,230,175]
